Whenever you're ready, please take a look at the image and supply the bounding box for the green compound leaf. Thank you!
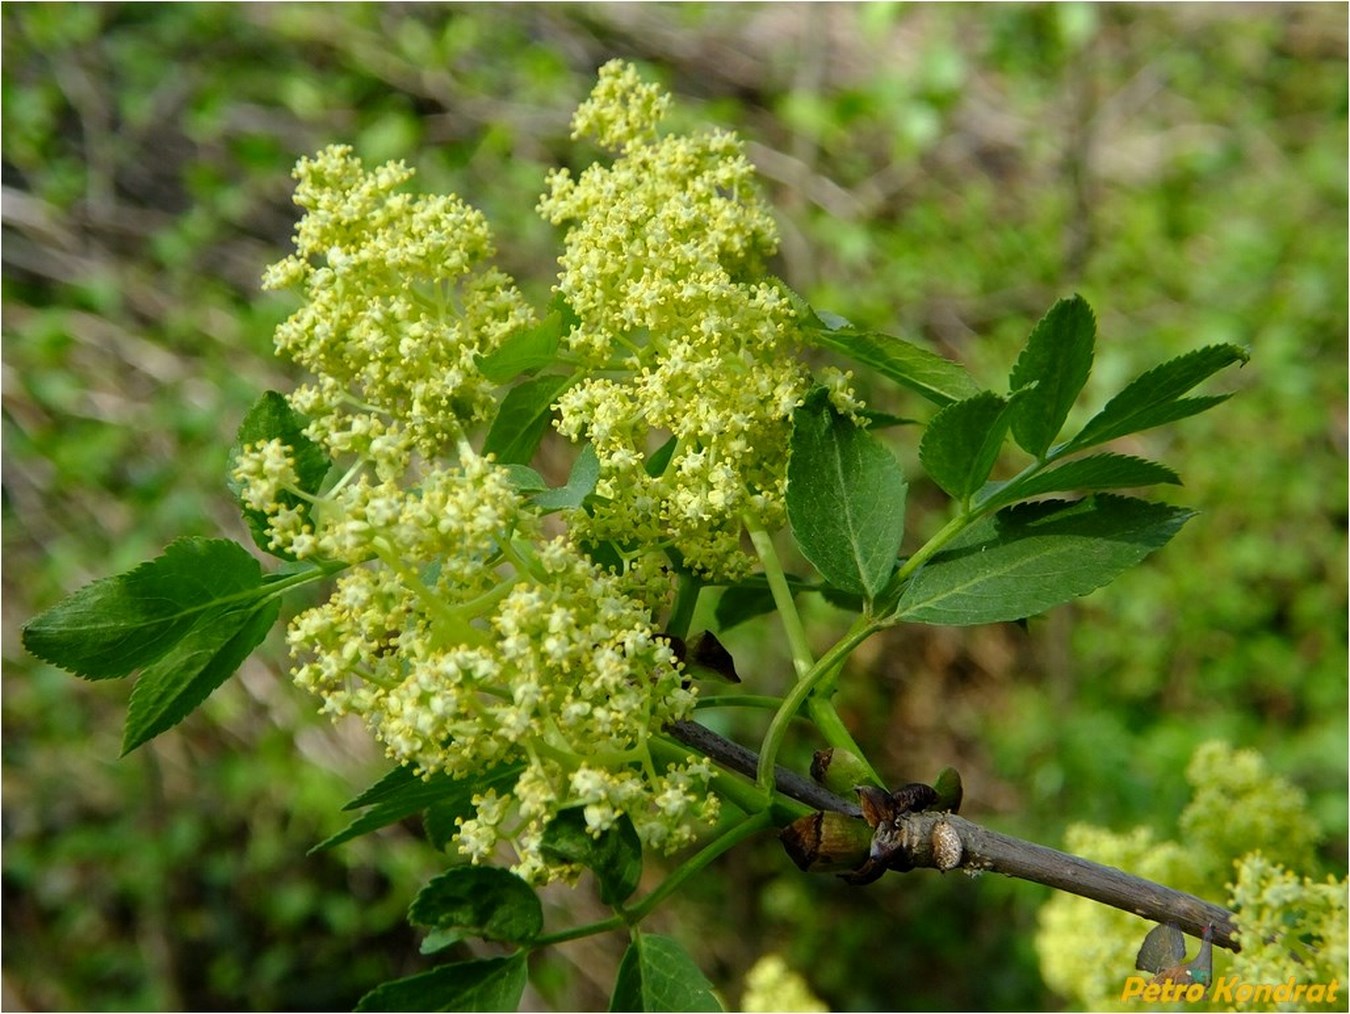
[983,453,1180,511]
[540,807,643,906]
[788,396,907,601]
[895,494,1194,626]
[312,762,524,854]
[408,867,542,946]
[227,391,331,562]
[122,595,280,754]
[483,372,573,466]
[477,310,564,383]
[1008,295,1097,458]
[1064,343,1249,453]
[532,443,599,512]
[610,933,722,1012]
[23,537,268,680]
[919,390,1020,501]
[355,953,527,1013]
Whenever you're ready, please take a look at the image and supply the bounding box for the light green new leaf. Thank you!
[355,954,528,1013]
[408,867,542,946]
[1008,295,1096,458]
[610,934,722,1012]
[1064,344,1248,452]
[919,390,1016,500]
[540,807,643,906]
[895,495,1193,625]
[533,443,600,512]
[483,373,573,466]
[23,537,267,680]
[788,398,907,600]
[477,311,564,383]
[121,596,280,754]
[982,453,1180,511]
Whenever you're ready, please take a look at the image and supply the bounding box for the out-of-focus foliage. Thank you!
[1038,743,1348,1011]
[4,4,1344,1010]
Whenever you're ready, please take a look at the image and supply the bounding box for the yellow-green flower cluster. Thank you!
[263,144,535,474]
[538,60,828,580]
[1035,742,1348,1011]
[236,133,728,880]
[741,954,829,1012]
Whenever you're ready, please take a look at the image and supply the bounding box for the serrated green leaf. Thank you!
[1064,344,1248,452]
[784,286,978,407]
[482,373,573,466]
[983,453,1180,511]
[122,596,280,754]
[1008,295,1096,457]
[312,763,523,853]
[895,495,1193,625]
[610,934,722,1012]
[811,324,980,408]
[788,399,907,600]
[408,867,542,945]
[477,311,564,382]
[227,391,331,561]
[533,443,599,512]
[23,538,267,680]
[919,390,1015,500]
[540,808,642,906]
[355,954,527,1013]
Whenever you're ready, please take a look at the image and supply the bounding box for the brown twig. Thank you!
[667,718,1240,953]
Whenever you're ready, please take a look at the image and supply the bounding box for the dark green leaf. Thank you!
[483,373,573,466]
[713,576,801,631]
[858,409,917,430]
[919,390,1015,500]
[227,391,332,561]
[540,808,642,906]
[121,596,280,754]
[312,763,523,853]
[982,453,1181,511]
[1064,344,1248,452]
[408,867,542,945]
[895,495,1194,625]
[645,435,678,477]
[23,537,267,680]
[1008,295,1096,458]
[610,934,722,1012]
[533,444,600,512]
[356,954,527,1012]
[477,311,564,382]
[788,399,907,600]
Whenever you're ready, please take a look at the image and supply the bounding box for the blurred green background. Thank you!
[3,4,1344,1010]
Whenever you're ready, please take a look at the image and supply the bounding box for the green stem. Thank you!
[665,572,701,641]
[531,914,626,949]
[624,810,775,923]
[755,618,881,792]
[693,694,787,712]
[743,511,814,679]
